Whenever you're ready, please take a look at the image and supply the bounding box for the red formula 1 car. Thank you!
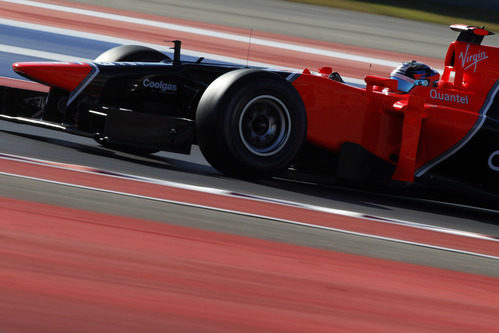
[0,24,497,201]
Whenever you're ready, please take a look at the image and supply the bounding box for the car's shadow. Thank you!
[2,128,499,228]
[0,129,218,175]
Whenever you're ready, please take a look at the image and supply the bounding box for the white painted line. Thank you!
[1,169,498,261]
[0,0,400,67]
[0,17,287,67]
[0,44,92,62]
[0,152,497,244]
[0,18,366,86]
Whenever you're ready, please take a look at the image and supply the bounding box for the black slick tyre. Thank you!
[196,69,307,178]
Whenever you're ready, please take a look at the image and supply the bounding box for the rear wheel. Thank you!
[196,69,307,178]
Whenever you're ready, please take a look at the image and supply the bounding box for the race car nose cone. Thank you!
[12,62,93,91]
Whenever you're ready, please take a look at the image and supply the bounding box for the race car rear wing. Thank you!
[450,24,495,45]
[440,24,497,90]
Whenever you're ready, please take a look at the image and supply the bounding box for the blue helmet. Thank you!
[390,60,440,93]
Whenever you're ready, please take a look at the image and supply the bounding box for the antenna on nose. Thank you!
[246,29,253,68]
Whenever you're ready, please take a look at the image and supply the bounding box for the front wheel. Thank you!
[196,69,307,178]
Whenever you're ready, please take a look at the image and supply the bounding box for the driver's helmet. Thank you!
[390,60,440,93]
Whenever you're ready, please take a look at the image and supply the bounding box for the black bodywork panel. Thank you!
[0,62,243,153]
[0,58,292,155]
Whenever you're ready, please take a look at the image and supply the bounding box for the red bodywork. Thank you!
[292,25,498,183]
[3,25,497,189]
[13,62,92,91]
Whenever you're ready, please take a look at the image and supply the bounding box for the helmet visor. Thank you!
[391,73,415,93]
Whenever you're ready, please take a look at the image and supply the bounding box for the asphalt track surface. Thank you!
[64,0,499,56]
[3,0,495,265]
[1,0,499,331]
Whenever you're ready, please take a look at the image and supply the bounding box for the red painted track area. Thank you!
[1,156,499,257]
[0,155,498,331]
[2,196,499,332]
[1,0,441,79]
[1,1,499,331]
[0,77,49,92]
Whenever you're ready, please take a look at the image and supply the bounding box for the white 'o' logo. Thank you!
[488,151,499,171]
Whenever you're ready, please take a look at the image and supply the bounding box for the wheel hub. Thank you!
[239,95,291,157]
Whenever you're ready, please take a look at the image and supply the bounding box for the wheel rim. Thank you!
[239,95,292,157]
